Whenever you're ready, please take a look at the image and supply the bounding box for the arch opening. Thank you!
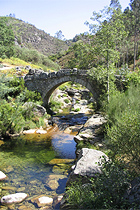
[45,81,96,115]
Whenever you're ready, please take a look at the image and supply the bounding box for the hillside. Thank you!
[5,16,70,56]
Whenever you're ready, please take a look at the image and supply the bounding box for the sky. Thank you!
[0,0,130,40]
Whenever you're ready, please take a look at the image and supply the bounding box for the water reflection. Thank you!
[52,131,76,159]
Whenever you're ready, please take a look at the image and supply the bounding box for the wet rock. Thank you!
[4,165,14,173]
[38,196,53,207]
[0,171,7,181]
[47,179,59,190]
[53,195,63,209]
[18,205,33,210]
[48,159,74,165]
[31,195,53,208]
[17,187,26,192]
[1,193,28,204]
[2,186,16,191]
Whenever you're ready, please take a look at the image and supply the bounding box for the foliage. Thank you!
[125,69,140,87]
[64,98,70,104]
[0,17,15,58]
[65,160,131,209]
[0,99,25,136]
[106,84,140,171]
[14,46,60,70]
[48,98,63,112]
[0,75,46,137]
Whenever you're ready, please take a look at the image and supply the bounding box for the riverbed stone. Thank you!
[31,195,53,208]
[23,129,36,134]
[36,129,47,134]
[0,171,7,180]
[47,179,59,190]
[48,158,74,165]
[67,148,108,185]
[1,193,28,204]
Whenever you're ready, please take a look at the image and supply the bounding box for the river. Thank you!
[0,113,88,209]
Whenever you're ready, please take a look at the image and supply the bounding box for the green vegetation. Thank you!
[64,98,70,104]
[59,1,140,209]
[0,16,60,71]
[0,0,140,209]
[0,74,48,137]
[106,84,140,171]
[0,17,15,58]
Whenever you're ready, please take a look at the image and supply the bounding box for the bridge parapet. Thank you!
[24,68,101,106]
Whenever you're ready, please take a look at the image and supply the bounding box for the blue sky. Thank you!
[0,0,130,39]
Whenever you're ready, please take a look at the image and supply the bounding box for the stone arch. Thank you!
[24,69,102,107]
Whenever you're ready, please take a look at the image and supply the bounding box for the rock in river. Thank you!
[1,193,28,204]
[67,148,108,185]
[0,171,7,180]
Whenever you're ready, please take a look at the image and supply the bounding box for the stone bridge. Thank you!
[24,69,103,107]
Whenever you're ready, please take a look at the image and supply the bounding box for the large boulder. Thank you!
[67,148,108,185]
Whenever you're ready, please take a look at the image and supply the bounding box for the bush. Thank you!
[0,100,25,136]
[0,75,46,137]
[64,98,70,104]
[65,160,130,209]
[106,84,140,172]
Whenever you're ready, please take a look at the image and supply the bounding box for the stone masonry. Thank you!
[24,69,102,106]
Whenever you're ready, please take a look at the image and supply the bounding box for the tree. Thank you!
[130,0,140,71]
[86,7,127,101]
[110,0,122,10]
[55,30,65,40]
[0,17,15,58]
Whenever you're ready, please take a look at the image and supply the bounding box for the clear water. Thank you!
[0,128,76,209]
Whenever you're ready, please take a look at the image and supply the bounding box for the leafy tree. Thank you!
[0,17,15,58]
[55,30,65,40]
[110,0,122,10]
[130,0,140,70]
[86,7,127,101]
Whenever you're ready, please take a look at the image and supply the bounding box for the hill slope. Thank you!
[6,16,70,56]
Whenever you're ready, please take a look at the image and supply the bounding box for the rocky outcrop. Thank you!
[67,148,108,185]
[74,114,106,146]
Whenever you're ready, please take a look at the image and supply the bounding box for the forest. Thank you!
[0,0,140,209]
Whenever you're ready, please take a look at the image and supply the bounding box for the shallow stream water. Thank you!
[0,114,88,209]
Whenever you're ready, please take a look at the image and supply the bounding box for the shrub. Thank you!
[65,160,130,209]
[64,98,69,104]
[0,100,25,136]
[106,84,140,172]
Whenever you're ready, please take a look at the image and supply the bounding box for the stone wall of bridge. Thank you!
[24,69,102,106]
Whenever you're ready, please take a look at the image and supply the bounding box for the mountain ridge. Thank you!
[4,16,71,56]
